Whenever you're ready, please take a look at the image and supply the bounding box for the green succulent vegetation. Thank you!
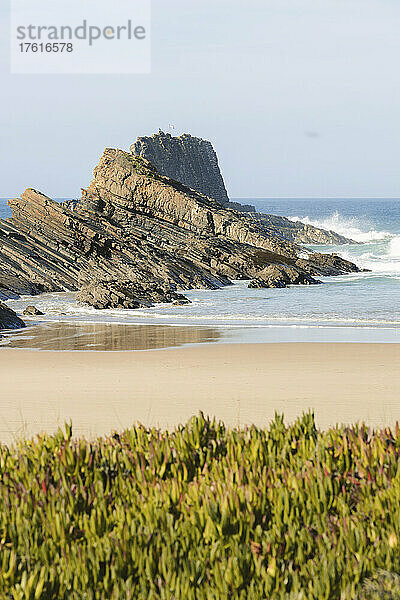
[359,570,400,599]
[0,412,400,599]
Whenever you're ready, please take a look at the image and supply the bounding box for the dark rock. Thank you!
[0,272,43,300]
[296,253,362,276]
[248,265,321,289]
[131,131,230,207]
[248,278,285,289]
[23,305,44,316]
[131,131,255,212]
[0,301,25,330]
[77,280,190,310]
[172,298,192,306]
[0,287,20,301]
[61,199,81,211]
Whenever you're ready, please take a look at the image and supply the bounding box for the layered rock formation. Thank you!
[0,301,25,330]
[23,305,44,316]
[252,214,355,245]
[0,149,360,311]
[248,265,321,289]
[77,281,189,310]
[131,131,355,244]
[131,131,255,212]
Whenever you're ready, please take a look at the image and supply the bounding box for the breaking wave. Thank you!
[288,211,391,243]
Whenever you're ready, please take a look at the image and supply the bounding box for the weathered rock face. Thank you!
[77,280,189,310]
[22,305,44,316]
[131,131,255,213]
[0,301,25,330]
[248,265,321,289]
[131,131,356,243]
[0,148,360,310]
[252,214,356,245]
[131,131,229,205]
[0,273,42,301]
[295,253,363,276]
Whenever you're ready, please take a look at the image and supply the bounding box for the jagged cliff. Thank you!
[131,131,355,244]
[0,149,360,313]
[131,131,255,213]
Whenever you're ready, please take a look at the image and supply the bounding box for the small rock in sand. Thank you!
[23,305,44,316]
[172,298,192,306]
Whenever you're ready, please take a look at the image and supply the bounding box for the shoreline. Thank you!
[0,342,399,444]
[0,319,399,352]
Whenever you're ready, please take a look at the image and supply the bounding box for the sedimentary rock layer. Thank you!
[131,131,255,212]
[253,213,355,245]
[131,131,356,243]
[0,301,25,330]
[131,131,230,206]
[0,149,360,311]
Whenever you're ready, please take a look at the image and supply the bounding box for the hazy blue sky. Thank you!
[1,0,400,198]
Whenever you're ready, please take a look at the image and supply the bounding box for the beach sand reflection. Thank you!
[0,322,220,351]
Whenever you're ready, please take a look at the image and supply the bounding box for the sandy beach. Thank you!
[0,342,399,444]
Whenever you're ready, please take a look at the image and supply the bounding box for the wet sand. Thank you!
[0,343,399,444]
[0,321,220,351]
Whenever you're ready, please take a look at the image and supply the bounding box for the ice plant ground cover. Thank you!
[0,413,400,599]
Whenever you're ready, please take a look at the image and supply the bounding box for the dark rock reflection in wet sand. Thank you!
[0,322,220,351]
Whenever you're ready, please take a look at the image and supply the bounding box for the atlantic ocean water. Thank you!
[1,198,399,345]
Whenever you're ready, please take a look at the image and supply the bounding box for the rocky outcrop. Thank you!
[22,305,44,316]
[0,273,42,301]
[252,214,356,245]
[0,149,360,310]
[295,253,363,276]
[77,280,189,310]
[131,131,255,213]
[0,301,25,330]
[131,131,356,244]
[172,298,191,306]
[248,265,321,289]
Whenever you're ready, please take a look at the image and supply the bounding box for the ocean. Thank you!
[1,197,400,344]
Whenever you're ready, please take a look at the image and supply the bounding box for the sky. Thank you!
[1,0,400,199]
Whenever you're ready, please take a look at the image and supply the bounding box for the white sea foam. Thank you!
[333,233,400,274]
[286,210,400,275]
[388,236,400,258]
[288,211,391,243]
